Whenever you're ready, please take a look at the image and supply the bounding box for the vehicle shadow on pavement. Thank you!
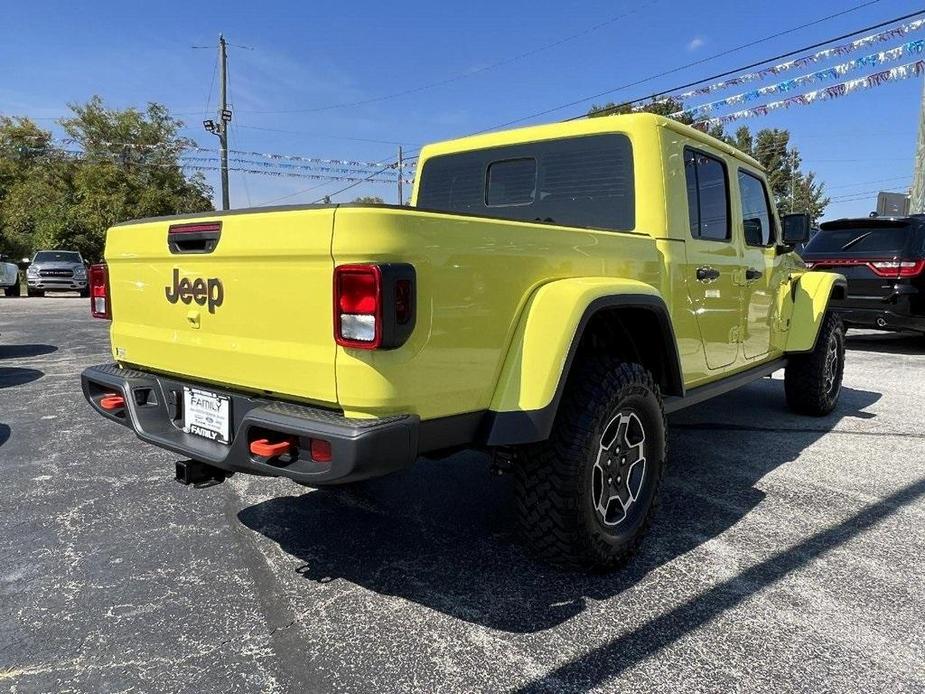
[845,331,925,355]
[238,381,881,634]
[0,367,43,389]
[516,474,925,692]
[0,423,9,448]
[0,344,58,360]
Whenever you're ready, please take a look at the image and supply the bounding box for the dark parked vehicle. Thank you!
[801,215,925,334]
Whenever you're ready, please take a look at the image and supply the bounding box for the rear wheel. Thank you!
[785,312,845,416]
[514,358,667,570]
[3,284,17,297]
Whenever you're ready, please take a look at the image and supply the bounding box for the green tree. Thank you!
[586,100,829,224]
[352,195,385,204]
[0,97,214,262]
[735,129,830,224]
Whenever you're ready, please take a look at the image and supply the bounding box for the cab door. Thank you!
[683,147,742,370]
[737,168,786,360]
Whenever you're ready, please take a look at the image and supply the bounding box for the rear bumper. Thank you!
[832,305,925,333]
[81,363,420,485]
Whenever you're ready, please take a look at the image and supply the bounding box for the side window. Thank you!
[738,170,775,246]
[486,158,536,206]
[684,148,730,241]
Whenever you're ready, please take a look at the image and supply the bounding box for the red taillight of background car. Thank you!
[333,263,416,350]
[334,264,383,349]
[868,260,925,278]
[805,258,925,279]
[89,264,111,319]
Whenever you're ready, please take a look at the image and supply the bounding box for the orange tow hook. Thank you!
[250,439,293,458]
[99,393,125,411]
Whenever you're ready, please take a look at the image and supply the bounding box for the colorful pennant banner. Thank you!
[676,39,925,118]
[696,60,925,128]
[665,17,925,102]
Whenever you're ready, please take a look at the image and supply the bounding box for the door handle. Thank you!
[696,266,721,283]
[745,268,763,282]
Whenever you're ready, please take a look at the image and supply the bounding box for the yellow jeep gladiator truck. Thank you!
[81,114,846,569]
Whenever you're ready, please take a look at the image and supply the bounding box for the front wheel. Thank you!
[785,312,845,416]
[514,358,667,570]
[27,288,44,298]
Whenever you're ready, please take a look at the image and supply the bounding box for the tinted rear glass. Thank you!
[804,226,913,255]
[33,251,82,263]
[417,134,635,231]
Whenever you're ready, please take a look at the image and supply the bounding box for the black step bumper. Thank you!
[81,363,420,485]
[833,306,925,334]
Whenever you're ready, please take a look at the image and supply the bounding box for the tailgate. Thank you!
[105,208,337,405]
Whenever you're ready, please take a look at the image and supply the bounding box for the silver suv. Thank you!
[26,250,89,297]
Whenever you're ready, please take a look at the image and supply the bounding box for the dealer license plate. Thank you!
[183,387,231,444]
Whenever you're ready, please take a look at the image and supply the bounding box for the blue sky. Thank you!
[0,0,920,220]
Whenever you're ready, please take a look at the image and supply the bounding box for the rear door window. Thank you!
[737,170,775,246]
[804,225,913,256]
[417,134,635,231]
[684,148,730,241]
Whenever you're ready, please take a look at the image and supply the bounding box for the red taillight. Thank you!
[334,264,382,349]
[869,260,925,278]
[805,258,925,279]
[89,264,111,319]
[310,438,332,463]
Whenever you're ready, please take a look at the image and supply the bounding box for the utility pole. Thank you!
[911,71,925,214]
[790,149,797,213]
[203,34,232,210]
[397,146,403,205]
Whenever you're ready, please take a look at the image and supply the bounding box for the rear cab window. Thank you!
[417,134,635,231]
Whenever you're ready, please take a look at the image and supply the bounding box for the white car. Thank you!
[0,255,19,297]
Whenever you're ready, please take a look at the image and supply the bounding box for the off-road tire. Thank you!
[785,312,845,416]
[514,358,667,570]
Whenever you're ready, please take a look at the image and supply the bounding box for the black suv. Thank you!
[800,215,925,334]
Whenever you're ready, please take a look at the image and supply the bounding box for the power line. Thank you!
[477,1,904,132]
[826,175,913,189]
[243,2,663,116]
[257,153,403,206]
[233,124,421,147]
[202,51,218,121]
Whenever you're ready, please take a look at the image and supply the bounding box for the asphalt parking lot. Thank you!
[1,297,923,693]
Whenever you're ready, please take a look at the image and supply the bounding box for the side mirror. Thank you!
[782,213,811,245]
